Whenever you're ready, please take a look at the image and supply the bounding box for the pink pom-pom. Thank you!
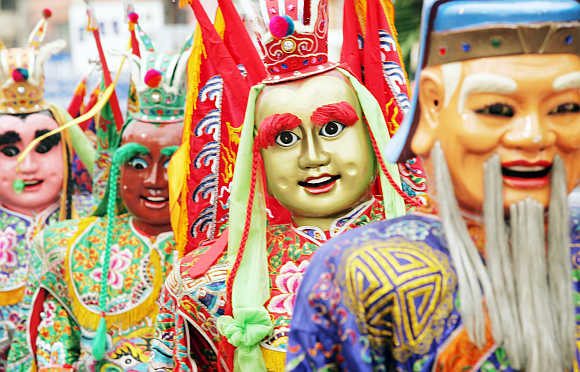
[144,69,162,88]
[12,68,28,83]
[128,12,139,23]
[42,8,52,19]
[269,15,291,38]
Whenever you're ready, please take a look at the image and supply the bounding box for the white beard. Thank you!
[431,142,574,372]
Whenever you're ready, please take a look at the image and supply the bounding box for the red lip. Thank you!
[21,179,44,191]
[298,174,340,195]
[501,160,552,167]
[503,176,550,189]
[303,173,334,182]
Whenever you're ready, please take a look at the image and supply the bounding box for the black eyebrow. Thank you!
[35,129,61,150]
[0,131,21,146]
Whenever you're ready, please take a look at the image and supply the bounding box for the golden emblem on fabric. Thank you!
[338,238,457,363]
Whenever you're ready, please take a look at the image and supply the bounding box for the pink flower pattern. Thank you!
[267,261,310,314]
[90,244,133,290]
[0,227,17,267]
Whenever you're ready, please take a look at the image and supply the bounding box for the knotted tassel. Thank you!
[92,313,107,361]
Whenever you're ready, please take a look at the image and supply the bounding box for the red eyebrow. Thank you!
[310,101,358,127]
[255,113,302,149]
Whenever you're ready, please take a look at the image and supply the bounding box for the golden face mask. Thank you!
[255,71,376,223]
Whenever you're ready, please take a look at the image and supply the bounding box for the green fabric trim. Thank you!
[49,105,96,179]
[337,67,406,219]
[217,307,272,372]
[219,84,269,372]
[220,69,406,371]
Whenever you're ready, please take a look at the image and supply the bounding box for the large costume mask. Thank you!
[413,54,580,211]
[217,0,409,370]
[387,0,580,212]
[119,120,181,235]
[384,1,580,370]
[0,113,64,215]
[88,24,190,361]
[0,11,72,218]
[256,70,376,226]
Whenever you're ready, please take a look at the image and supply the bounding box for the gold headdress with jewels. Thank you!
[0,9,65,114]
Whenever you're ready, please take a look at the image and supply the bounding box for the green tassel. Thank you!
[12,179,24,194]
[92,315,107,361]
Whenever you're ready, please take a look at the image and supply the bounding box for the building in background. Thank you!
[0,0,26,47]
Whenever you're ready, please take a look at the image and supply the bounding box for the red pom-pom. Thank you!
[128,12,139,23]
[12,68,29,83]
[269,15,290,38]
[144,69,162,88]
[42,8,52,19]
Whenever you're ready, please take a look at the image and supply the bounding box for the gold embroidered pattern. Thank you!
[338,238,457,362]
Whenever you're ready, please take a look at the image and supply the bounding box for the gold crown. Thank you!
[0,10,65,114]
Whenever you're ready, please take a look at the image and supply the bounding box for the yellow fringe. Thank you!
[379,0,411,94]
[0,286,24,306]
[215,8,226,38]
[355,0,368,37]
[64,218,163,330]
[173,23,203,259]
[172,7,226,259]
[261,346,286,372]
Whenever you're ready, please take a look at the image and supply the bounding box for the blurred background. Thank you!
[2,0,423,110]
[1,0,195,109]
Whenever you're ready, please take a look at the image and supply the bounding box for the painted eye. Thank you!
[117,354,140,368]
[319,121,345,137]
[549,102,580,115]
[127,157,149,170]
[475,103,514,117]
[0,146,19,157]
[163,159,171,169]
[35,143,51,154]
[275,131,300,147]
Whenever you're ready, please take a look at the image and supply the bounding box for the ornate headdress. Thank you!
[244,0,335,83]
[0,9,65,114]
[128,23,192,123]
[385,0,580,162]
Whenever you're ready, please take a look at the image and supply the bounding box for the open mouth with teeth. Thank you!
[140,195,169,209]
[298,175,341,195]
[501,160,552,189]
[23,180,43,190]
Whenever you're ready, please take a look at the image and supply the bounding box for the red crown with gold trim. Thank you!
[255,0,335,83]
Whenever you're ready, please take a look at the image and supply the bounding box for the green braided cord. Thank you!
[160,145,179,157]
[93,142,149,360]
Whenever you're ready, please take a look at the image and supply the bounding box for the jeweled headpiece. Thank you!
[0,9,65,114]
[246,0,334,83]
[128,24,192,123]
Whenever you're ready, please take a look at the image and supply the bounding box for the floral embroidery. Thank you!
[268,261,310,314]
[0,227,17,267]
[90,244,133,290]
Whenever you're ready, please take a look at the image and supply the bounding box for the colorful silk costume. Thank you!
[24,17,191,371]
[287,207,580,371]
[1,196,94,370]
[152,198,385,371]
[150,0,419,371]
[288,0,580,370]
[31,215,176,370]
[0,10,98,370]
